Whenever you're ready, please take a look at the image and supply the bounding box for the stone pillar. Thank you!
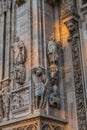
[0,0,12,80]
[62,0,87,129]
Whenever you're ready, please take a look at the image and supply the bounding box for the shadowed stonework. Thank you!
[0,0,86,130]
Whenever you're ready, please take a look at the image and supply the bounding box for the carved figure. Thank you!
[11,93,20,110]
[11,37,26,85]
[49,92,60,108]
[2,87,10,120]
[49,65,59,85]
[47,35,59,66]
[32,66,49,109]
[14,65,26,85]
[12,37,26,65]
[47,35,61,108]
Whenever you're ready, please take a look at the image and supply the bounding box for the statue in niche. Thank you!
[11,37,26,85]
[0,91,3,120]
[12,37,26,65]
[47,35,60,108]
[14,65,26,85]
[48,65,60,108]
[47,35,59,66]
[32,66,49,109]
[2,87,10,120]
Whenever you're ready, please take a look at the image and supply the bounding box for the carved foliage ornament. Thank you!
[65,19,86,130]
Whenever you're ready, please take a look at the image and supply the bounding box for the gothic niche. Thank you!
[32,66,49,110]
[47,36,60,108]
[42,124,51,130]
[11,37,26,85]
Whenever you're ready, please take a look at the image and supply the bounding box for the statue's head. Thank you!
[66,20,76,34]
[32,66,45,77]
[49,65,59,80]
[15,37,20,42]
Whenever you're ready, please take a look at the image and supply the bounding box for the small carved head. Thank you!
[66,21,76,34]
[15,37,20,42]
[49,65,59,80]
[32,66,45,77]
[36,67,44,77]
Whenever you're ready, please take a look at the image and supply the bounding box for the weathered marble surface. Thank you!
[0,0,86,130]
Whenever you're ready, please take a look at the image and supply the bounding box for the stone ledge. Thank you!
[0,113,68,128]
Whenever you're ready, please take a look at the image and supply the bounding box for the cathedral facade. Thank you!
[0,0,87,130]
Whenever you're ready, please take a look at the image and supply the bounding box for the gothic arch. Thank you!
[17,127,24,130]
[42,124,51,130]
[27,125,37,130]
[54,126,61,130]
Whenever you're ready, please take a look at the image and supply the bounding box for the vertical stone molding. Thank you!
[65,18,86,130]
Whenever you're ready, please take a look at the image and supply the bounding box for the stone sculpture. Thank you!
[32,66,49,109]
[47,35,59,66]
[11,93,20,110]
[11,37,26,85]
[47,36,60,108]
[2,87,10,120]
